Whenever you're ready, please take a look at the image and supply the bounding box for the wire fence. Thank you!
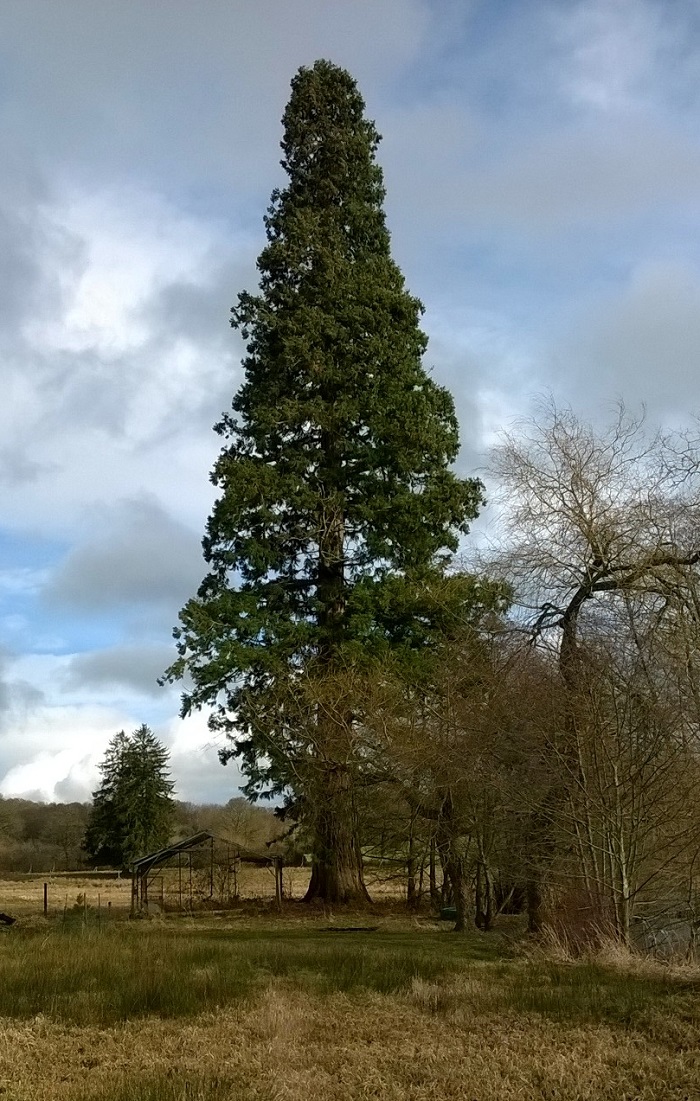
[0,864,317,921]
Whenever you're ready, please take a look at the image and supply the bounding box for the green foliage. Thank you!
[84,725,175,868]
[166,60,484,802]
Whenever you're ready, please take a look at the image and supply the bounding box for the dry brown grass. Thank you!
[1,879,699,1100]
[1,981,699,1101]
[0,874,131,917]
[0,867,306,918]
[0,865,407,919]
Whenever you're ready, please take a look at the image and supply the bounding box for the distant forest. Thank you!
[0,796,281,873]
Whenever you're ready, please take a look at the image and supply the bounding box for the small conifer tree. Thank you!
[84,725,175,868]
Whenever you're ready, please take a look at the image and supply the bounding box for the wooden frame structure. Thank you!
[131,831,284,914]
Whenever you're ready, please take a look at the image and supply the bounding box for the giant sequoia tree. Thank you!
[166,60,483,902]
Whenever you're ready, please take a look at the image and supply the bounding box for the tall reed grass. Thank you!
[0,924,465,1025]
[1,920,697,1034]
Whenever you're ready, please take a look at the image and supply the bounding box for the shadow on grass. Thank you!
[73,1075,235,1101]
[412,956,700,1037]
[492,960,698,1025]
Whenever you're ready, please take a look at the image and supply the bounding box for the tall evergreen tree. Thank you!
[84,725,175,868]
[166,60,484,902]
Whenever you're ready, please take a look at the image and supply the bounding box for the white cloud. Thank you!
[0,650,235,803]
[26,188,215,358]
[2,751,97,805]
[162,710,246,806]
[554,0,668,112]
[0,701,125,803]
[0,182,242,540]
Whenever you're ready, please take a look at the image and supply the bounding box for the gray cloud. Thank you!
[0,151,52,330]
[0,1,429,200]
[549,260,700,423]
[64,643,175,698]
[0,449,56,488]
[470,124,700,230]
[424,323,496,474]
[148,264,249,350]
[0,663,45,731]
[54,771,93,803]
[43,496,204,614]
[383,114,700,247]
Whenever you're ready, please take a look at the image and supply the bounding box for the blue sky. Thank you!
[1,0,700,804]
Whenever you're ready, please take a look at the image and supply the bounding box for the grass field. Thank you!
[0,901,699,1099]
[0,865,318,918]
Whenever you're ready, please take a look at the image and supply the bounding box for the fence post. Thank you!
[275,859,283,911]
[43,882,48,916]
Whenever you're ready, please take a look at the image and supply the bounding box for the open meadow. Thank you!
[0,866,317,920]
[0,864,412,920]
[0,884,699,1101]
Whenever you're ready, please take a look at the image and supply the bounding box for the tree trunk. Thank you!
[304,419,371,906]
[303,764,371,905]
[444,849,468,931]
[525,801,556,935]
[524,602,584,936]
[475,859,494,931]
[429,836,440,909]
[436,809,469,932]
[526,877,545,934]
[406,824,418,908]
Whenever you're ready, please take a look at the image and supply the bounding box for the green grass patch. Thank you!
[0,923,479,1025]
[246,940,453,994]
[0,926,257,1024]
[479,959,697,1026]
[1,920,697,1035]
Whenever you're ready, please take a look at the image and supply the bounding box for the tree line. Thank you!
[0,782,281,876]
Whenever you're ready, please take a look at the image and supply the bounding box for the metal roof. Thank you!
[131,831,214,874]
[131,831,281,876]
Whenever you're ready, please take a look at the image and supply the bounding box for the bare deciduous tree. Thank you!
[489,401,700,940]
